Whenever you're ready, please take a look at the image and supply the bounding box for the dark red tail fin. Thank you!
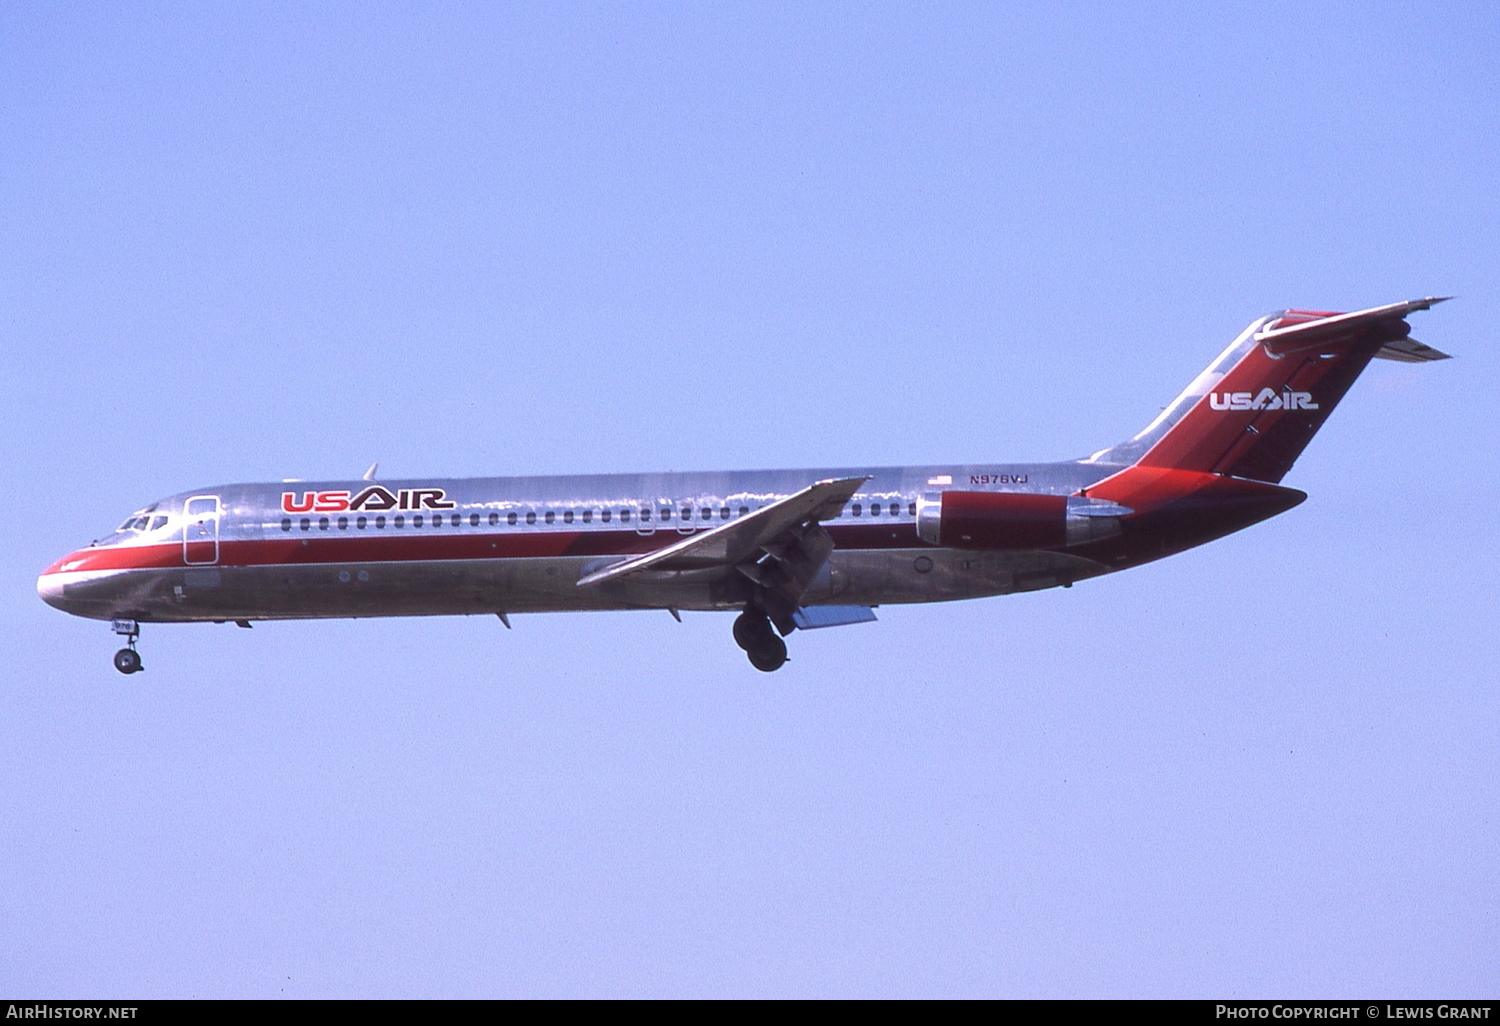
[1095,298,1449,484]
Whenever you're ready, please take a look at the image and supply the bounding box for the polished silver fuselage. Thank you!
[42,462,1120,625]
[40,299,1452,663]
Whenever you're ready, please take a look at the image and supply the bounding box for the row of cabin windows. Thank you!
[279,501,918,533]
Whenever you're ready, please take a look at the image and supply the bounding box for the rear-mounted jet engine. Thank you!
[915,492,1132,549]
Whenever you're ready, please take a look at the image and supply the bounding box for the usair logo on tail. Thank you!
[1209,387,1318,412]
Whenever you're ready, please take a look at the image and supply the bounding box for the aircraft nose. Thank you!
[37,571,69,611]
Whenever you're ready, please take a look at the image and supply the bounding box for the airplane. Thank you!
[38,298,1450,675]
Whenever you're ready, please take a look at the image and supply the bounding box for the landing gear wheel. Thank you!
[113,648,143,675]
[733,611,774,651]
[746,633,788,672]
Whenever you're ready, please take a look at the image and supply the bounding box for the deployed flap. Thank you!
[792,605,877,630]
[1255,297,1449,356]
[577,477,868,587]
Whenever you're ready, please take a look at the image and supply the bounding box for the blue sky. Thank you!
[2,1,1496,997]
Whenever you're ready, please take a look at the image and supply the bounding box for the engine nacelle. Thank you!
[915,491,1131,550]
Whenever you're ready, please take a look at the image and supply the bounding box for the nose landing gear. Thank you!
[111,618,143,674]
[733,610,788,672]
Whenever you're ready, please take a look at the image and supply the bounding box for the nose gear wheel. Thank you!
[111,619,143,674]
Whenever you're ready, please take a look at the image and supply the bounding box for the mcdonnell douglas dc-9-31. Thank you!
[39,298,1450,674]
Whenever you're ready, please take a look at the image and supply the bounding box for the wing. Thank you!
[577,476,867,586]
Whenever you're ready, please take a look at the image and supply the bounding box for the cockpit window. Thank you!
[149,516,169,531]
[115,505,165,534]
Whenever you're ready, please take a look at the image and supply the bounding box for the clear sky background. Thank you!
[2,1,1496,998]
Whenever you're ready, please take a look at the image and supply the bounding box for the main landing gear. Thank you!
[111,618,143,675]
[733,610,788,672]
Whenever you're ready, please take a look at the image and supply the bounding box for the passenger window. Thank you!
[738,506,749,517]
[564,510,574,524]
[338,516,349,529]
[641,508,651,522]
[508,512,518,526]
[376,515,386,529]
[601,510,612,523]
[470,513,480,527]
[582,510,593,524]
[701,508,711,521]
[414,514,424,528]
[890,503,900,516]
[620,509,630,523]
[908,502,917,517]
[300,518,311,531]
[720,507,730,520]
[870,503,880,517]
[681,507,691,521]
[489,513,498,526]
[852,503,862,516]
[394,515,405,528]
[526,511,536,525]
[545,511,555,524]
[281,518,292,532]
[356,516,367,529]
[319,517,330,530]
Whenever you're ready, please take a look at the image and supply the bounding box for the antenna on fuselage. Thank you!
[363,462,379,481]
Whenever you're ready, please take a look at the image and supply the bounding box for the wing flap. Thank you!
[792,605,877,629]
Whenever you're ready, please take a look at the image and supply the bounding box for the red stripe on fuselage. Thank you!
[42,523,929,574]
